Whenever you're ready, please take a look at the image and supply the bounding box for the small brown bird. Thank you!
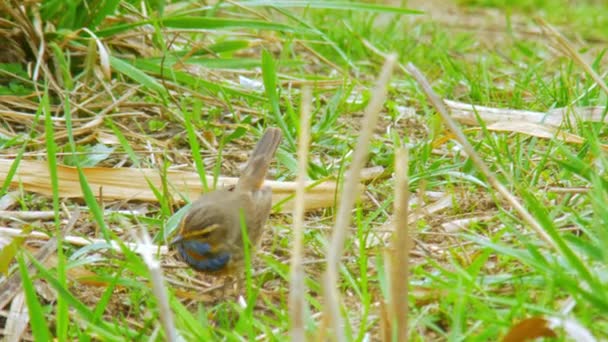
[171,128,282,275]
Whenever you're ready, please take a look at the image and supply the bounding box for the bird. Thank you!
[171,128,282,276]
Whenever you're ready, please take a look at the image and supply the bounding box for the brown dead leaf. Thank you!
[0,159,342,213]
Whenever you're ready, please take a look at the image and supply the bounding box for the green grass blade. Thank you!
[133,58,265,100]
[183,99,208,191]
[106,119,141,167]
[89,0,121,28]
[29,256,136,339]
[1,146,25,196]
[261,49,294,148]
[110,56,168,97]
[161,16,308,33]
[212,0,423,15]
[18,253,52,342]
[77,167,111,241]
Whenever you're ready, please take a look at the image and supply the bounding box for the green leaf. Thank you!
[0,225,33,275]
[89,0,121,28]
[164,203,192,242]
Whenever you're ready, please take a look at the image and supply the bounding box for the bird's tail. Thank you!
[237,128,282,191]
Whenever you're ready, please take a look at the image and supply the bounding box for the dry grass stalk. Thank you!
[322,54,397,341]
[386,147,411,341]
[0,226,169,255]
[0,211,56,220]
[405,63,556,249]
[288,86,312,342]
[131,226,177,342]
[35,87,136,144]
[535,17,608,97]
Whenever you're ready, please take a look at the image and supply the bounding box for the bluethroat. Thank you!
[171,128,282,275]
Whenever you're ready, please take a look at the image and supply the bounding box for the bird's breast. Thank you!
[176,240,232,273]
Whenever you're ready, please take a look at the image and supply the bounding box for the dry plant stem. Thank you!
[0,211,56,220]
[405,63,555,249]
[288,87,312,342]
[322,54,397,341]
[0,209,146,221]
[0,227,169,255]
[0,208,79,309]
[535,17,608,97]
[387,148,411,342]
[131,226,177,342]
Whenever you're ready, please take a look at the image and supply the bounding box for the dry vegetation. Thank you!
[1,0,608,340]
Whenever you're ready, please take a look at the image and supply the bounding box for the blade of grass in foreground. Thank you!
[29,256,135,339]
[18,254,51,341]
[211,1,423,15]
[1,144,26,196]
[75,170,110,239]
[43,86,69,341]
[262,50,294,148]
[161,16,307,33]
[171,297,213,340]
[239,210,256,339]
[183,99,209,191]
[145,168,172,218]
[110,56,168,97]
[133,59,265,101]
[106,119,141,167]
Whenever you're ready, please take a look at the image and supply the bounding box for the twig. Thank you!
[405,63,555,249]
[288,86,312,342]
[322,54,397,341]
[387,147,411,341]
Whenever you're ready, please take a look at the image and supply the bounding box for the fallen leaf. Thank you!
[0,159,342,213]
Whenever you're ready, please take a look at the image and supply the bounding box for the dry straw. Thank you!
[535,17,608,97]
[288,86,313,342]
[130,226,177,342]
[322,54,397,341]
[405,63,555,249]
[385,147,412,341]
